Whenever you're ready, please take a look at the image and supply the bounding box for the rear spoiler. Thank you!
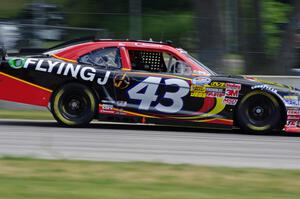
[2,48,48,57]
[18,48,48,55]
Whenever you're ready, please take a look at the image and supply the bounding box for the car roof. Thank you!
[47,39,179,61]
[48,37,174,51]
[46,38,214,75]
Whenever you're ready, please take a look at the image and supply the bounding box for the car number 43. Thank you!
[127,77,189,113]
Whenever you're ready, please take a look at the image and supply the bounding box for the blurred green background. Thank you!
[0,0,299,75]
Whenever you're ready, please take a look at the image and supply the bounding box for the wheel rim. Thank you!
[245,94,275,126]
[59,92,91,120]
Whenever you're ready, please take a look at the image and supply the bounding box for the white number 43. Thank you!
[128,77,189,113]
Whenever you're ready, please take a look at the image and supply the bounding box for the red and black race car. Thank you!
[0,38,300,133]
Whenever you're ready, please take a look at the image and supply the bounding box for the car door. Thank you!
[77,47,121,113]
[114,48,197,117]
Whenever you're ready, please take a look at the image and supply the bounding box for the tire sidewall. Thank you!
[236,90,282,133]
[51,83,97,127]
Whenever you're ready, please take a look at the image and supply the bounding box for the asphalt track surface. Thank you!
[0,119,300,169]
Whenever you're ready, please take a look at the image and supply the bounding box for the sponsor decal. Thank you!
[206,91,225,98]
[114,74,130,89]
[190,86,225,98]
[284,100,299,106]
[190,92,206,98]
[225,89,239,98]
[8,58,25,69]
[190,83,225,98]
[22,58,110,85]
[192,77,211,86]
[287,120,298,127]
[283,96,299,106]
[287,109,300,115]
[101,100,128,107]
[287,115,300,120]
[116,100,127,107]
[226,83,241,90]
[251,84,277,93]
[206,87,223,92]
[284,96,298,100]
[190,85,206,92]
[190,85,206,97]
[223,98,238,105]
[209,82,226,88]
[99,104,115,114]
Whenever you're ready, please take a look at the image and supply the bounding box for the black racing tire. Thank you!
[50,83,97,127]
[236,91,283,133]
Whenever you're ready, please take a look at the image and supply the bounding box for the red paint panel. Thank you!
[197,97,215,113]
[284,126,300,133]
[206,119,233,126]
[0,72,51,107]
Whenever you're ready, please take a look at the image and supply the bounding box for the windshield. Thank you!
[177,48,217,75]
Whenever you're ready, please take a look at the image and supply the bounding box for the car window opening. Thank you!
[129,50,192,75]
[129,50,167,72]
[78,47,121,69]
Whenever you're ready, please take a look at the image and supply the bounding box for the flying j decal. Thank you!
[114,73,130,89]
[22,58,110,85]
[128,77,189,113]
[8,58,25,69]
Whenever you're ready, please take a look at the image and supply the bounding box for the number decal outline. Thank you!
[127,77,190,113]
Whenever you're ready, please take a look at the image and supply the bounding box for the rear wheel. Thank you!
[236,91,284,133]
[51,83,97,127]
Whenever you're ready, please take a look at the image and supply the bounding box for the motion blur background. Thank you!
[0,0,299,75]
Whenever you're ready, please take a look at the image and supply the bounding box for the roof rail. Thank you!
[95,38,175,46]
[48,37,175,51]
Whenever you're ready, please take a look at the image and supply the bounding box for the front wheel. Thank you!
[51,83,97,127]
[236,91,284,133]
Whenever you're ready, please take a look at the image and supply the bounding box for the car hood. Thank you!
[242,75,299,91]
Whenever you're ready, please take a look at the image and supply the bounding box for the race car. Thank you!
[0,38,300,133]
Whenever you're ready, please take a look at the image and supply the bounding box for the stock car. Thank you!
[0,38,300,133]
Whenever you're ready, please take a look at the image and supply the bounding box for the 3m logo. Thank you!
[225,89,239,98]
